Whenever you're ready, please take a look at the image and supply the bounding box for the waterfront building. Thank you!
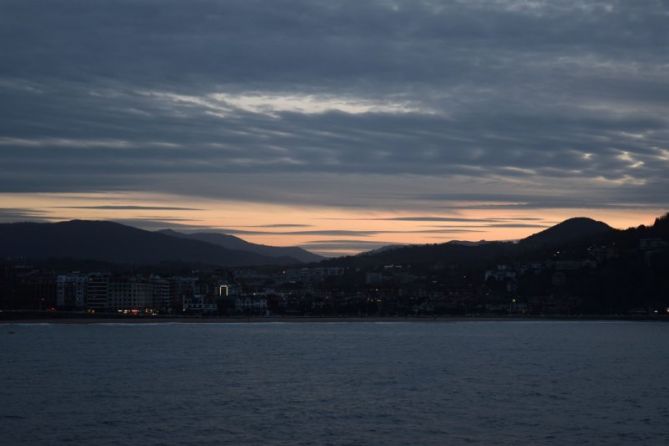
[150,276,171,311]
[235,295,268,314]
[86,273,110,311]
[182,293,218,314]
[56,273,88,309]
[108,278,153,311]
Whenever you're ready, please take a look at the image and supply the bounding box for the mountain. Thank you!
[158,229,323,263]
[649,213,669,237]
[0,220,301,266]
[358,241,489,258]
[359,244,407,256]
[520,217,615,246]
[326,217,621,268]
[445,240,490,247]
[326,241,514,268]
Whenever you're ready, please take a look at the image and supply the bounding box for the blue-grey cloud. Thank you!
[300,240,395,251]
[362,216,547,222]
[431,223,548,229]
[108,218,217,232]
[156,227,486,237]
[1,0,668,211]
[61,205,202,211]
[0,208,48,223]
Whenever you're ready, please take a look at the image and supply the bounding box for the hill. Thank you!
[326,217,621,268]
[520,217,614,246]
[0,220,301,267]
[158,229,322,263]
[326,241,515,268]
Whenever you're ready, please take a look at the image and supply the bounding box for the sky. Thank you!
[1,0,668,256]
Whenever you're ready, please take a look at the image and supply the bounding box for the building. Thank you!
[183,294,218,314]
[86,273,110,311]
[484,265,517,281]
[150,276,171,311]
[0,266,56,310]
[108,278,153,311]
[235,295,268,314]
[56,273,88,309]
[365,272,385,285]
[170,276,198,312]
[640,238,669,250]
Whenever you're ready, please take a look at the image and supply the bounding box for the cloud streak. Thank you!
[61,205,202,211]
[0,208,48,223]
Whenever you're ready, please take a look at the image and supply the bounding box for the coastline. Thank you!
[1,312,668,324]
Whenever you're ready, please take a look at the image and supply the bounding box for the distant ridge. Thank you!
[325,217,624,268]
[0,220,302,266]
[158,229,323,263]
[446,240,489,247]
[2,215,664,269]
[520,217,614,246]
[358,244,407,256]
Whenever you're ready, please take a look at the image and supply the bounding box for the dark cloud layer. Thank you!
[1,0,668,210]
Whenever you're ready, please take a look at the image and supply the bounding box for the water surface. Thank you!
[1,321,668,445]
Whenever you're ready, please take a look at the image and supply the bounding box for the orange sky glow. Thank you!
[1,192,663,257]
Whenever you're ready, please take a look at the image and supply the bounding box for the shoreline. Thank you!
[1,313,668,324]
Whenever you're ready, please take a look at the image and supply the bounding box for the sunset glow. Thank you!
[1,192,662,256]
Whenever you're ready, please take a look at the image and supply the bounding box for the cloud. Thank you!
[148,91,427,117]
[110,219,217,232]
[61,205,202,211]
[0,208,48,223]
[212,228,486,236]
[103,222,487,237]
[431,223,548,229]
[241,224,313,228]
[300,240,395,251]
[220,229,386,237]
[364,216,548,223]
[0,0,668,212]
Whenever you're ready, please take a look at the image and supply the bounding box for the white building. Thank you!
[108,278,153,310]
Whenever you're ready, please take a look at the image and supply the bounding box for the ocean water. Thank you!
[1,321,668,445]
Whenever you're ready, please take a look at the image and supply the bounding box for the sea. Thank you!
[1,321,668,445]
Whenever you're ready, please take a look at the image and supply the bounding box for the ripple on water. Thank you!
[1,321,668,445]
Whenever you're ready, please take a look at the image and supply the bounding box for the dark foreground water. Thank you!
[1,321,668,445]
